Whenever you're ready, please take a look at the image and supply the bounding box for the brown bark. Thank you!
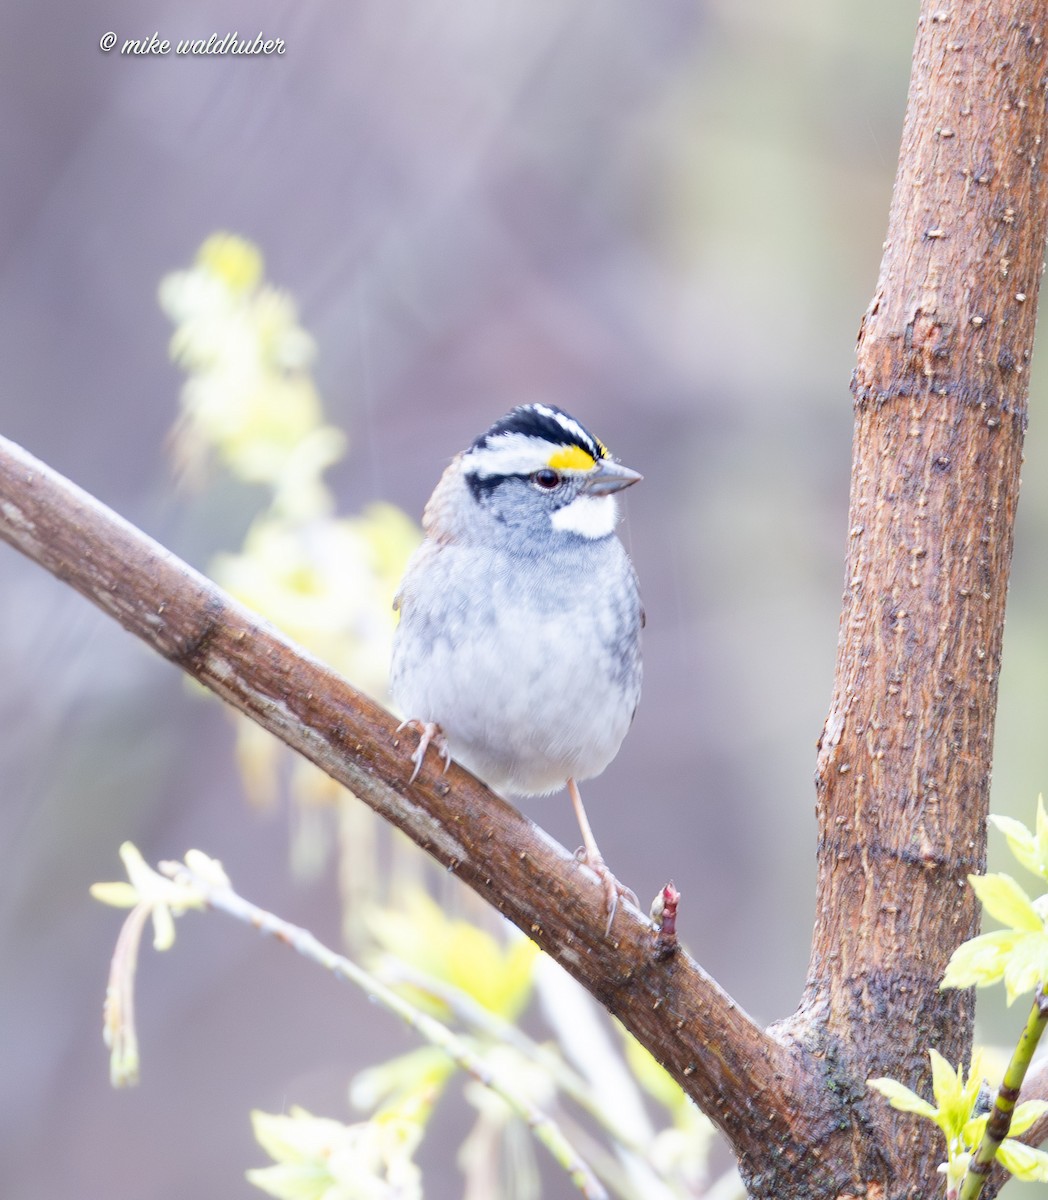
[0,432,814,1183]
[776,2,1048,1194]
[1,2,1047,1198]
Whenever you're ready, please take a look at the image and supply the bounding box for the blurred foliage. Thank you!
[871,1049,1048,1197]
[9,4,1048,1198]
[90,843,212,1086]
[248,1103,428,1200]
[160,232,418,888]
[160,231,418,703]
[148,235,733,1199]
[92,842,734,1200]
[367,889,540,1023]
[871,797,1048,1198]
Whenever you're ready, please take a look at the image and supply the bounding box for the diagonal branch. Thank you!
[160,855,611,1200]
[0,431,815,1176]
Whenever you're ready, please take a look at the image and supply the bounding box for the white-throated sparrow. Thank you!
[390,404,643,929]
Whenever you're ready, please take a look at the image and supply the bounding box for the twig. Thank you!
[0,431,808,1166]
[377,961,622,1137]
[651,881,680,961]
[159,859,609,1200]
[959,987,1048,1200]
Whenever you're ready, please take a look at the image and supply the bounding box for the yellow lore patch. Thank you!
[548,444,597,472]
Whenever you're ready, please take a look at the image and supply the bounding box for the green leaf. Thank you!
[89,881,140,908]
[990,798,1048,883]
[369,889,538,1020]
[248,1105,423,1200]
[867,1077,938,1120]
[959,1061,988,1131]
[991,814,1043,878]
[1009,1099,1048,1137]
[349,1046,452,1114]
[929,1049,986,1138]
[942,930,1021,990]
[963,1113,990,1145]
[1037,795,1048,875]
[969,873,1043,932]
[150,904,176,951]
[929,1049,959,1116]
[250,1107,345,1165]
[1001,932,1048,1004]
[245,1164,330,1200]
[996,1138,1048,1182]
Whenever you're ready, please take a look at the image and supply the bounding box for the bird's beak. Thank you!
[581,459,642,496]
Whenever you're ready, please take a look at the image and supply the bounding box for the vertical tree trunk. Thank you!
[776,3,1048,1193]
[2,6,1048,1200]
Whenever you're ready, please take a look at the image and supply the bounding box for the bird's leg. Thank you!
[568,777,636,935]
[397,719,451,783]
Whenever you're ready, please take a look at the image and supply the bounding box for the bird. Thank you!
[390,403,643,931]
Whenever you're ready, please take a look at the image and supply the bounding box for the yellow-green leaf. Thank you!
[245,1163,329,1200]
[349,1047,452,1114]
[991,814,1043,879]
[996,1138,1048,1182]
[1009,1099,1048,1137]
[151,904,176,951]
[970,873,1043,932]
[929,1048,959,1116]
[929,1048,982,1137]
[89,881,140,908]
[1002,933,1048,1004]
[197,232,264,295]
[1037,795,1048,876]
[963,1112,990,1146]
[369,890,537,1020]
[942,930,1020,990]
[867,1077,938,1120]
[248,1105,423,1200]
[250,1107,344,1165]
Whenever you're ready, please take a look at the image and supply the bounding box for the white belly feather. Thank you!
[391,540,641,796]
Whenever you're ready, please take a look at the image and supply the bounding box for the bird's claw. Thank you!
[397,719,451,783]
[575,847,636,935]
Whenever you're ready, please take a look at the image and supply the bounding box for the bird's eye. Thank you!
[532,468,561,490]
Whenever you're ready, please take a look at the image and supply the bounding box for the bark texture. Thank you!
[1,2,1047,1198]
[0,432,812,1174]
[777,3,1048,1195]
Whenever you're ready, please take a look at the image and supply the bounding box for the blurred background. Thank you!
[4,0,1048,1196]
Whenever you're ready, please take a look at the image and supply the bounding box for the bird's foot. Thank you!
[397,719,451,783]
[574,846,637,935]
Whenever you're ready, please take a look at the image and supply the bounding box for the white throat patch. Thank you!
[550,494,617,539]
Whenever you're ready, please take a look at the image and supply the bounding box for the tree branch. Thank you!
[0,431,813,1178]
[159,855,610,1200]
[784,0,1048,1189]
[7,6,1048,1196]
